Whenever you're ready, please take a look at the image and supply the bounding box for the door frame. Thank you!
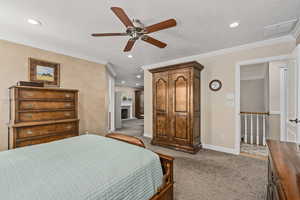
[235,54,291,154]
[285,45,300,143]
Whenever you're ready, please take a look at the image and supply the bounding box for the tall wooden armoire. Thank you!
[150,61,203,154]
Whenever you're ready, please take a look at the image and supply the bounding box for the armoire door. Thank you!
[153,72,169,142]
[169,70,191,145]
[135,90,144,119]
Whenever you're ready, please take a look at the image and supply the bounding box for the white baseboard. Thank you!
[143,133,153,138]
[202,144,239,155]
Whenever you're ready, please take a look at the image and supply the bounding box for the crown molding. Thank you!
[142,35,295,70]
[106,62,117,77]
[292,19,300,39]
[0,35,107,65]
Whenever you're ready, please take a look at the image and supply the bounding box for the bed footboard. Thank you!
[106,133,174,200]
[150,152,174,200]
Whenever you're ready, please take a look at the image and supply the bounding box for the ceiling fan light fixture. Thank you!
[229,22,239,28]
[92,7,177,52]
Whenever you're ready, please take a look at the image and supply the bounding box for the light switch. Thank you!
[226,93,235,100]
[226,101,235,107]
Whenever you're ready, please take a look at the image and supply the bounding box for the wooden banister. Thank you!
[240,111,269,115]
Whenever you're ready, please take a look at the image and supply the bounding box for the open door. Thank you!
[285,45,300,143]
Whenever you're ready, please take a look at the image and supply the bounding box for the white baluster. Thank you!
[263,115,266,146]
[250,114,253,144]
[256,115,259,145]
[245,114,248,144]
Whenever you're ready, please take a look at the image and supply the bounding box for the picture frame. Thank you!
[29,58,60,87]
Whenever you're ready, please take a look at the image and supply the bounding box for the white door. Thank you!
[285,45,300,143]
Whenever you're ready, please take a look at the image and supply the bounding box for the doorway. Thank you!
[239,62,270,156]
[235,55,293,155]
[114,86,144,137]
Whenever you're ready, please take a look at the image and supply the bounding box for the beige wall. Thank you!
[144,41,295,150]
[0,40,108,151]
[269,114,281,140]
[240,79,265,112]
[269,61,284,112]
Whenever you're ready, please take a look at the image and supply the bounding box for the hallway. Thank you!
[115,119,144,137]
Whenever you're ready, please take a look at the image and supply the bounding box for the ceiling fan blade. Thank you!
[91,33,128,37]
[111,7,134,28]
[141,36,167,48]
[124,39,136,52]
[145,19,177,34]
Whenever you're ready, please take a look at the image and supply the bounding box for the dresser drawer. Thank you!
[16,134,76,148]
[19,111,75,122]
[19,101,74,110]
[16,122,77,139]
[19,89,75,100]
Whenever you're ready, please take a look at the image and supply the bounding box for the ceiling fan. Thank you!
[91,7,177,52]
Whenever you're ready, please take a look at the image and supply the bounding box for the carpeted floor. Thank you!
[115,119,144,137]
[241,143,268,157]
[142,137,267,200]
[115,119,267,200]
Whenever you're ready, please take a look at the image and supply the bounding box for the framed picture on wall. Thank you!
[29,58,60,87]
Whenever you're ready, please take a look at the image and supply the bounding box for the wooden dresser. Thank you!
[267,140,300,200]
[150,61,203,154]
[8,86,79,148]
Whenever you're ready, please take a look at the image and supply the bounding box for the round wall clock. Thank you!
[209,79,222,91]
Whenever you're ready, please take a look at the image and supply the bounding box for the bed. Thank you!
[0,134,174,200]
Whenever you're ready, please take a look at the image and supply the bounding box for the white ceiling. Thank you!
[0,0,299,87]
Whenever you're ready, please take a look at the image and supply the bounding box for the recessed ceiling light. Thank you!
[136,75,142,79]
[27,18,42,25]
[229,22,239,28]
[128,54,133,58]
[136,83,140,86]
[121,81,126,84]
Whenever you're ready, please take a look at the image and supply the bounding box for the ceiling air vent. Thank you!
[264,19,298,37]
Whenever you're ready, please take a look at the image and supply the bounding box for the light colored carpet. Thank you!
[241,143,268,157]
[115,119,144,137]
[141,137,267,200]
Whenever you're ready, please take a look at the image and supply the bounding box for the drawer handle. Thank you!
[27,130,33,135]
[66,125,72,129]
[65,94,71,98]
[64,113,71,116]
[26,104,33,108]
[24,92,34,97]
[25,114,33,118]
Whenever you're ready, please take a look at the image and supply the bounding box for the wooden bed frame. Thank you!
[106,133,174,200]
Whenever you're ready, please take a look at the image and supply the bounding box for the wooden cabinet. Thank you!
[8,86,79,149]
[135,89,144,119]
[267,140,300,200]
[150,61,203,154]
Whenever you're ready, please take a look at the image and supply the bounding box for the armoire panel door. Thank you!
[153,72,169,141]
[169,70,191,145]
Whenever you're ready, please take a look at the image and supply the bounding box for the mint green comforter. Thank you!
[0,135,163,200]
